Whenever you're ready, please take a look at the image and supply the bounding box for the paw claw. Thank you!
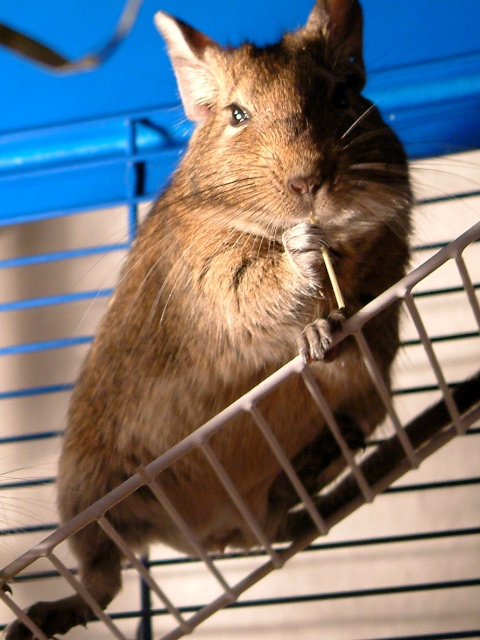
[298,310,345,362]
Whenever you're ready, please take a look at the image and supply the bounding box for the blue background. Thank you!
[1,0,479,223]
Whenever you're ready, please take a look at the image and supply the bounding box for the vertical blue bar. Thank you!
[138,555,153,640]
[126,116,139,245]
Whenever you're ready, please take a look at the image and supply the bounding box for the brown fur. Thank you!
[7,1,411,637]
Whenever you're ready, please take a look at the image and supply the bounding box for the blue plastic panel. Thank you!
[1,0,480,223]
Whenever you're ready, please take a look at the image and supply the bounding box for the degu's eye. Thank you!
[228,103,250,127]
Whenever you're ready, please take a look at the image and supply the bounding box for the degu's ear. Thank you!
[303,0,365,89]
[154,12,221,122]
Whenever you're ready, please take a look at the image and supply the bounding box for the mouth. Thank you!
[307,191,343,227]
[286,177,343,226]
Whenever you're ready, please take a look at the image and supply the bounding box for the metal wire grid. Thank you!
[0,110,189,227]
[0,215,479,640]
[1,106,480,640]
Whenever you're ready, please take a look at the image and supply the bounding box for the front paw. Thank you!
[282,222,327,288]
[298,309,345,362]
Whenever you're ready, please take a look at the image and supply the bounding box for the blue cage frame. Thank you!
[1,1,479,638]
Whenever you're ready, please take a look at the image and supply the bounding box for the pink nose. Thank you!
[288,175,322,196]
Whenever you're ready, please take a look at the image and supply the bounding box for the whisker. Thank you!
[341,103,376,140]
[341,127,401,151]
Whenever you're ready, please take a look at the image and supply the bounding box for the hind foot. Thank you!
[6,594,95,640]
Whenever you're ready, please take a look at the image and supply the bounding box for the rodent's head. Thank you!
[155,0,411,241]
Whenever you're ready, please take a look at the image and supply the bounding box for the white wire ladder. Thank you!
[1,220,479,640]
